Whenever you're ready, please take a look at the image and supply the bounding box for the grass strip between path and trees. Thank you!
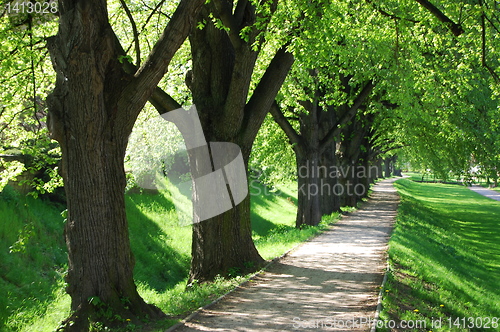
[378,179,500,332]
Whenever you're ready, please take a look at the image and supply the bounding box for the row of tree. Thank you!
[1,0,499,330]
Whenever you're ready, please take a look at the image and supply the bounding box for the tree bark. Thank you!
[295,149,322,227]
[46,0,203,329]
[187,2,294,283]
[270,80,374,227]
[319,143,341,216]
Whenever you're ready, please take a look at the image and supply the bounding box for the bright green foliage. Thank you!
[379,179,500,331]
[125,107,187,190]
[0,6,60,194]
[373,0,500,179]
[249,113,296,186]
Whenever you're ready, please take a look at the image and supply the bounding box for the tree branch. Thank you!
[241,46,294,144]
[123,0,204,115]
[366,0,420,23]
[269,101,303,147]
[119,0,141,67]
[149,87,182,114]
[111,30,183,115]
[481,14,500,83]
[319,80,374,153]
[211,0,243,48]
[414,0,464,36]
[234,0,249,27]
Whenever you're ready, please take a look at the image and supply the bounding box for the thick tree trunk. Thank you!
[57,129,163,330]
[186,3,293,282]
[319,135,341,216]
[46,0,203,329]
[189,193,263,281]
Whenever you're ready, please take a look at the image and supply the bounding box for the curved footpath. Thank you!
[468,185,500,201]
[170,178,400,332]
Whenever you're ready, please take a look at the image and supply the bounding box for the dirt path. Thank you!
[170,178,400,331]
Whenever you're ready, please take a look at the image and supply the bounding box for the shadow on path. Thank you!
[172,178,400,332]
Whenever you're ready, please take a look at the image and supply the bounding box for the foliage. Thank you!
[249,113,296,186]
[372,0,500,179]
[0,8,60,196]
[125,106,187,191]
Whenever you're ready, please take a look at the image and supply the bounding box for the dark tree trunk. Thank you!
[375,158,384,182]
[295,149,322,227]
[384,157,392,178]
[46,0,203,329]
[186,3,294,283]
[319,143,341,216]
[338,120,368,207]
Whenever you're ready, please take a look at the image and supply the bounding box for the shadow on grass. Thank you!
[384,179,500,324]
[126,192,191,292]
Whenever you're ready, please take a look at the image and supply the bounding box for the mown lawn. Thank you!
[378,179,500,331]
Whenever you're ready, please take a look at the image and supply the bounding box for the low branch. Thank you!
[241,46,294,144]
[0,154,34,165]
[149,87,182,114]
[269,101,303,148]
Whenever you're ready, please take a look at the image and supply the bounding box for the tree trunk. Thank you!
[57,128,164,330]
[186,3,293,282]
[47,42,163,330]
[319,144,341,216]
[46,0,203,329]
[295,150,322,227]
[384,157,392,178]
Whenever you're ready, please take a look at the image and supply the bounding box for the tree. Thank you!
[271,76,374,226]
[46,0,204,330]
[268,1,400,226]
[174,0,295,283]
[372,0,500,182]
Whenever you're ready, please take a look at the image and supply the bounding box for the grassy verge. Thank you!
[378,179,500,331]
[1,180,339,332]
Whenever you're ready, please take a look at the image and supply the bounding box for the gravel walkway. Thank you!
[170,178,400,331]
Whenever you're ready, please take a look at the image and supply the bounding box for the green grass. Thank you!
[378,179,500,331]
[0,179,339,332]
[0,185,68,332]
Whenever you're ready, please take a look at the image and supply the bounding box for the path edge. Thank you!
[166,178,400,332]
